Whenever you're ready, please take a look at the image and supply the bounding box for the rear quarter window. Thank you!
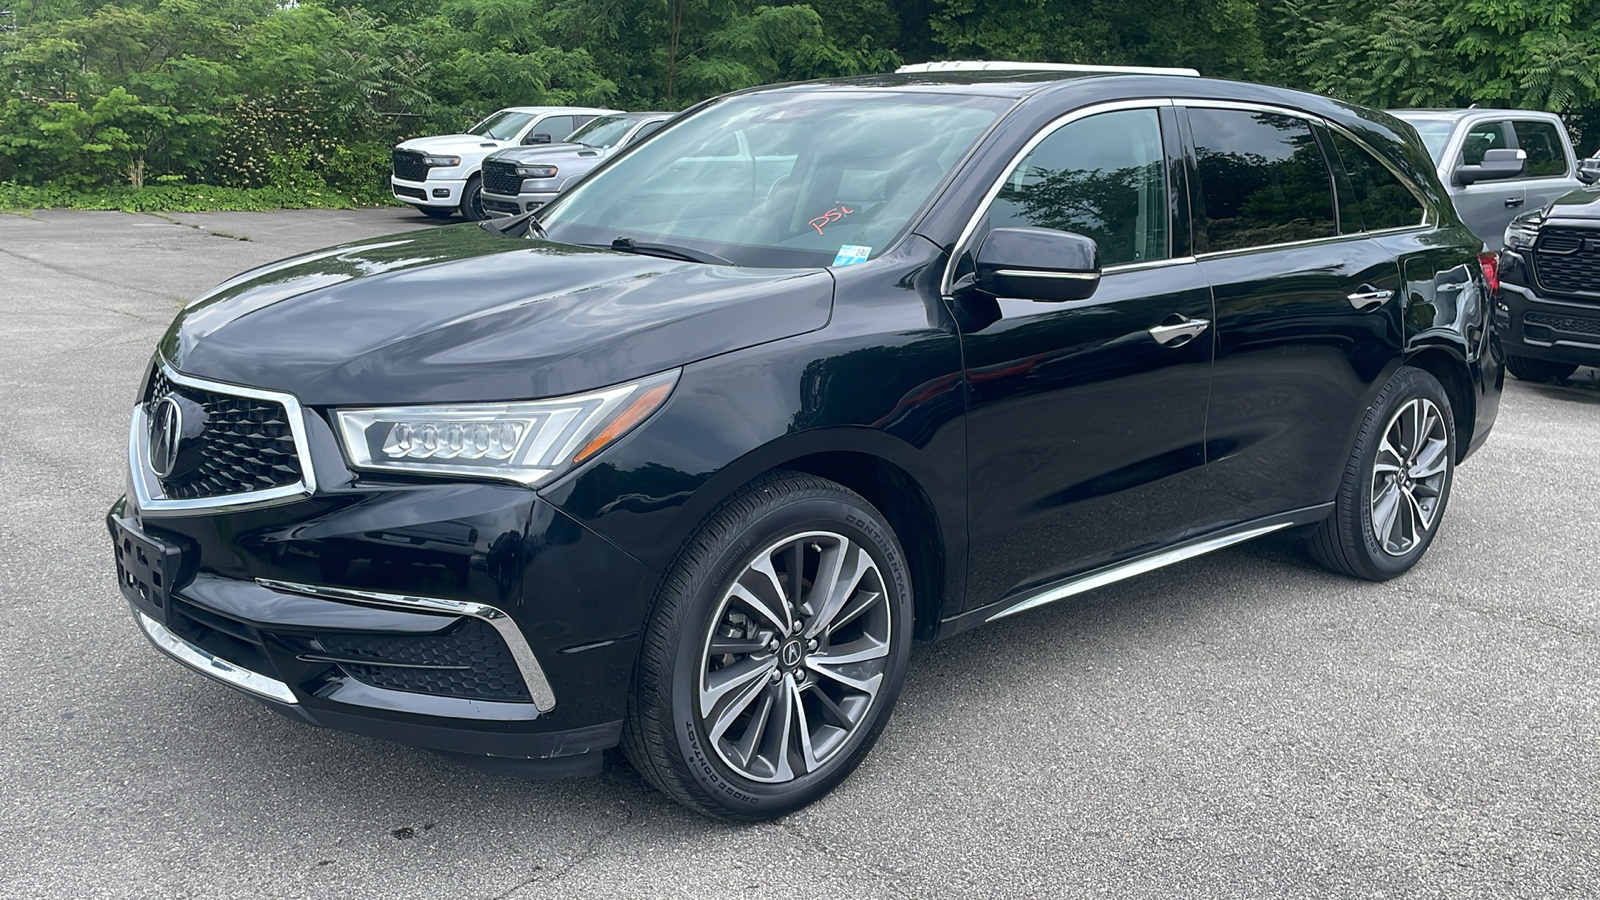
[1328,130,1427,231]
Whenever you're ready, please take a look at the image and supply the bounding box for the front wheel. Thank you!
[1504,355,1577,382]
[459,175,487,221]
[622,471,913,822]
[1309,366,1456,581]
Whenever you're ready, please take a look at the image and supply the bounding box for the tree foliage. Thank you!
[4,0,1600,200]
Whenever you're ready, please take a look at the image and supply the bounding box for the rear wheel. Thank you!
[1309,366,1455,581]
[418,206,454,220]
[1504,355,1577,382]
[623,471,912,822]
[459,175,486,221]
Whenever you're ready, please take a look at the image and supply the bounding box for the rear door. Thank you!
[1181,103,1405,529]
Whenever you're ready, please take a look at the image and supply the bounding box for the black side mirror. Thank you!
[1454,147,1526,186]
[973,227,1101,302]
[524,133,553,145]
[1578,158,1600,185]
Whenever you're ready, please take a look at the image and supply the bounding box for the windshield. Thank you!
[469,111,536,141]
[538,91,1007,268]
[569,115,639,149]
[1395,116,1455,164]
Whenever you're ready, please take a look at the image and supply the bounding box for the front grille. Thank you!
[392,150,429,182]
[1533,228,1600,298]
[147,370,304,500]
[1525,310,1600,337]
[481,160,524,196]
[319,619,531,702]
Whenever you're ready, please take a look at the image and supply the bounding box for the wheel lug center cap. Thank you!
[778,638,805,670]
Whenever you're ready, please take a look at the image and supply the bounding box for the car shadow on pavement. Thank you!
[1525,367,1600,404]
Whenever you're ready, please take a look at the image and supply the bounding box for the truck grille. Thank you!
[481,160,524,196]
[146,369,305,501]
[319,619,532,702]
[392,150,429,182]
[1533,228,1600,298]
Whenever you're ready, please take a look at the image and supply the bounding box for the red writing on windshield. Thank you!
[809,206,854,235]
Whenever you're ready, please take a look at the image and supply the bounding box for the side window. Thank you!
[536,115,575,141]
[1328,130,1427,231]
[989,107,1168,267]
[1188,108,1337,253]
[1512,121,1568,178]
[629,121,667,145]
[1460,120,1508,166]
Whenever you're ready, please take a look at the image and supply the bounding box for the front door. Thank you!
[956,105,1215,613]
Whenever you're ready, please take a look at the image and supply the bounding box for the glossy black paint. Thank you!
[116,70,1499,767]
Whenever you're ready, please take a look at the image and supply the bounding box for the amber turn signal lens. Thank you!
[573,381,675,463]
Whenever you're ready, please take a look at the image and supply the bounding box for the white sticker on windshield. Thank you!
[833,245,872,266]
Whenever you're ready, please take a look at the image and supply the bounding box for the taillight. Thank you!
[1478,251,1499,295]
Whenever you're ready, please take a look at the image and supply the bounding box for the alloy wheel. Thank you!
[697,530,892,783]
[1369,397,1450,556]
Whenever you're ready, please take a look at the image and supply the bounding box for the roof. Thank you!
[1391,108,1563,121]
[897,60,1200,77]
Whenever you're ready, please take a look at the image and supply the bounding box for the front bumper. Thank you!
[109,475,660,770]
[391,175,466,209]
[482,190,558,218]
[1498,249,1600,367]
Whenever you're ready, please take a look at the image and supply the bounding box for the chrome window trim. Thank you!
[987,521,1293,622]
[129,364,318,518]
[991,268,1099,281]
[135,608,299,704]
[1102,255,1199,274]
[1194,230,1371,262]
[255,578,557,712]
[940,99,1176,296]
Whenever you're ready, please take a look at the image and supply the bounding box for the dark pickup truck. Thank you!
[1498,188,1600,380]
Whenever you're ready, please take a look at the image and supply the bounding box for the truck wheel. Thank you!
[459,175,487,222]
[1504,355,1577,382]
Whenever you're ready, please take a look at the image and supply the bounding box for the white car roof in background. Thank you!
[895,60,1200,77]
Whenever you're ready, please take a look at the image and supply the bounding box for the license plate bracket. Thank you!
[110,514,182,622]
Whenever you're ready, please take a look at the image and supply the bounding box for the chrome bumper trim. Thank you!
[136,610,299,705]
[254,579,557,712]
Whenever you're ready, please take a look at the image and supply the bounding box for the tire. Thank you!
[1504,355,1577,382]
[1309,366,1456,581]
[459,175,487,221]
[419,206,454,220]
[622,471,913,822]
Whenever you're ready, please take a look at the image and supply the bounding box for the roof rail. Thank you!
[896,60,1201,77]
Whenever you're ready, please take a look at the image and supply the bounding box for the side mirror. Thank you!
[973,227,1101,302]
[1454,147,1526,186]
[524,132,553,146]
[1578,158,1600,185]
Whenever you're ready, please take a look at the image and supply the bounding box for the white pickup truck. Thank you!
[391,106,617,220]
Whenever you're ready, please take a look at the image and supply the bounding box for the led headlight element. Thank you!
[1504,212,1541,252]
[516,165,559,178]
[422,154,462,167]
[335,370,679,486]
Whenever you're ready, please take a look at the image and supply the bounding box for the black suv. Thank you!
[1499,190,1600,380]
[110,68,1501,821]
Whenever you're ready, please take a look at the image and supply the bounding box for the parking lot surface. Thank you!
[2,208,1598,899]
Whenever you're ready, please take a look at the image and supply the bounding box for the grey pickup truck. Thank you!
[1391,109,1592,250]
[480,111,673,218]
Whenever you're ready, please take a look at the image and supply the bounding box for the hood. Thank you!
[160,226,834,406]
[490,143,606,165]
[397,134,512,155]
[1542,185,1600,221]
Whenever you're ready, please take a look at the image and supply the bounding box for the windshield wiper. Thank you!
[606,237,734,266]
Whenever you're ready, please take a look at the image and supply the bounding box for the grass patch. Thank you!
[0,182,399,213]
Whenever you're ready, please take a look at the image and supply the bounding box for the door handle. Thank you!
[1505,197,1525,208]
[1148,315,1210,346]
[1347,286,1394,310]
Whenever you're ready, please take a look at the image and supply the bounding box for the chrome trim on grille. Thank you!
[128,365,317,517]
[986,521,1292,622]
[135,609,299,704]
[254,578,557,712]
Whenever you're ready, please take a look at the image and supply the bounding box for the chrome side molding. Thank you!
[136,609,299,705]
[255,579,557,712]
[986,521,1294,623]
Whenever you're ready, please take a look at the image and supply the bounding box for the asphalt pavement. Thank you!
[2,208,1597,899]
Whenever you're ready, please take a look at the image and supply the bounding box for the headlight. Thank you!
[422,155,461,167]
[1504,213,1541,251]
[334,370,678,486]
[515,165,559,178]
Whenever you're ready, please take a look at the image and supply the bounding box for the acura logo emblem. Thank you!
[149,396,184,478]
[779,640,803,668]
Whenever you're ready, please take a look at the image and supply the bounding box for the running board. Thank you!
[985,522,1292,622]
